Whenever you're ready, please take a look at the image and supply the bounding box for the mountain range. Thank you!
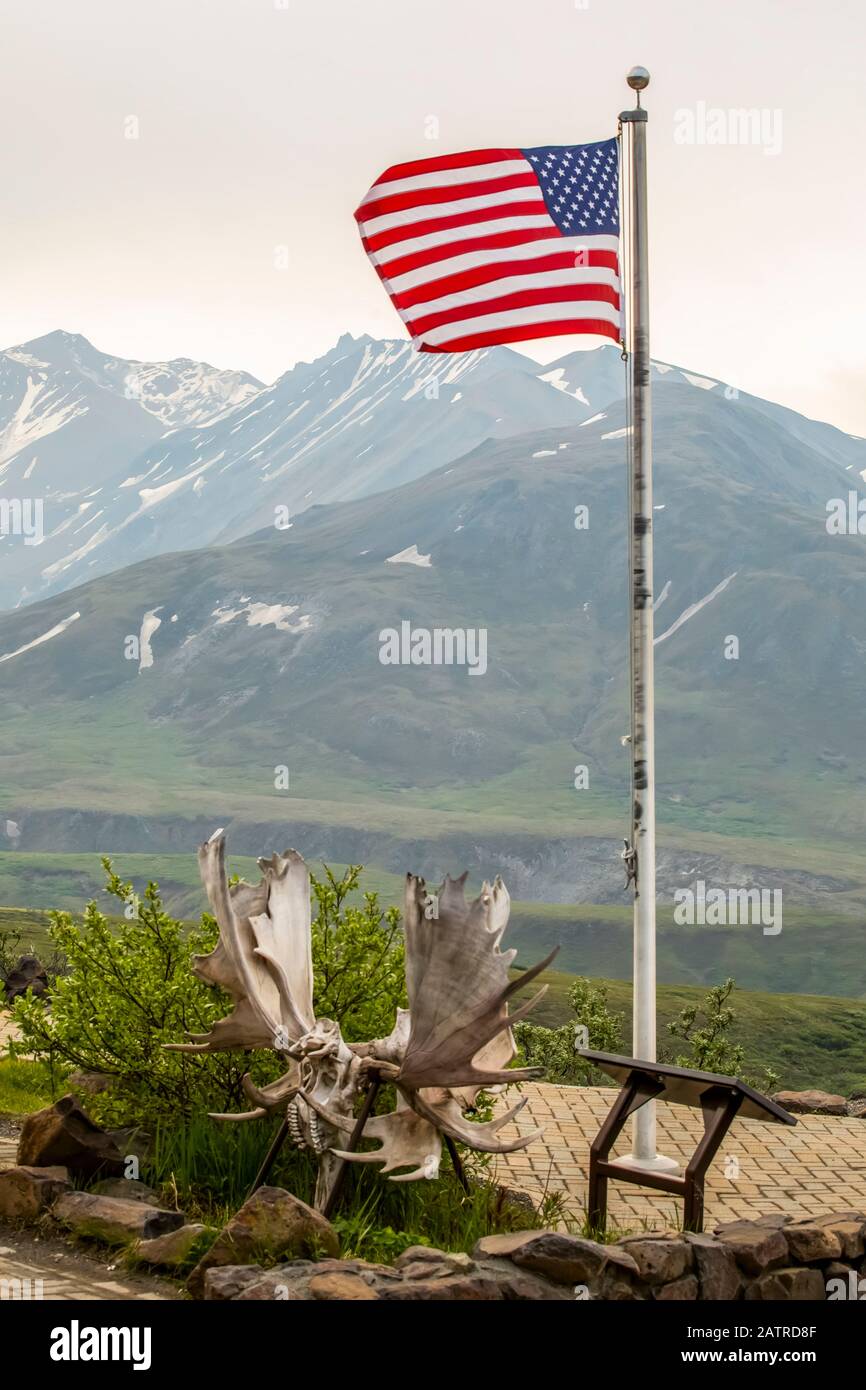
[1,332,865,948]
[9,327,853,612]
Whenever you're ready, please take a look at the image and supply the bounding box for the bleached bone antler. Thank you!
[331,871,557,1177]
[398,872,557,1092]
[166,829,315,1055]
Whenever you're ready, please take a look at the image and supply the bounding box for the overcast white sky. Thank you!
[1,0,864,432]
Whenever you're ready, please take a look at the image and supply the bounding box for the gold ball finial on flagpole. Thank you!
[626,66,650,92]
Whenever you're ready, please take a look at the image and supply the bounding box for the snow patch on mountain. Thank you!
[654,573,737,646]
[385,545,432,568]
[212,601,312,633]
[138,608,163,670]
[0,610,80,663]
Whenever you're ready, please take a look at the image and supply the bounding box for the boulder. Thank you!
[378,1273,505,1301]
[309,1271,380,1301]
[654,1274,699,1300]
[783,1221,843,1263]
[810,1214,866,1260]
[0,1165,70,1221]
[17,1097,124,1178]
[135,1223,214,1268]
[745,1267,826,1300]
[772,1089,847,1116]
[187,1186,339,1299]
[475,1229,640,1288]
[90,1178,160,1206]
[684,1233,743,1300]
[233,1270,309,1300]
[395,1245,471,1272]
[3,955,48,1004]
[397,1248,474,1281]
[53,1190,184,1244]
[847,1099,866,1119]
[714,1221,789,1275]
[204,1265,268,1301]
[618,1235,692,1286]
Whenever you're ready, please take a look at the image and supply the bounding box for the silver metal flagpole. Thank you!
[619,67,677,1171]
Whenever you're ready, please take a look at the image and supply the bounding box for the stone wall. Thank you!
[199,1209,866,1301]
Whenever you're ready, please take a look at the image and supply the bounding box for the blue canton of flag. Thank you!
[521,138,619,235]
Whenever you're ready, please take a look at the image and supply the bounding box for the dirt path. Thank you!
[1,1130,177,1300]
[0,1225,177,1300]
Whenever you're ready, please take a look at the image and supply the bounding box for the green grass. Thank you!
[0,1056,56,1115]
[143,1112,568,1261]
[526,967,866,1095]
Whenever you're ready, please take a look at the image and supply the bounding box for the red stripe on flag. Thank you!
[360,147,523,191]
[371,227,562,281]
[406,283,621,338]
[356,171,537,224]
[393,249,620,311]
[416,318,622,353]
[363,200,550,254]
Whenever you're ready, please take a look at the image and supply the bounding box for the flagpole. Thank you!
[619,67,677,1171]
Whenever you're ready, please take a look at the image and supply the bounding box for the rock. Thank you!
[745,1267,826,1300]
[0,1165,70,1221]
[90,1178,159,1206]
[772,1089,847,1116]
[309,1271,380,1300]
[618,1235,692,1286]
[715,1212,792,1231]
[397,1249,474,1281]
[136,1223,213,1268]
[378,1273,505,1301]
[204,1265,267,1301]
[784,1222,843,1263]
[53,1190,184,1244]
[684,1233,743,1300]
[187,1186,339,1299]
[846,1099,866,1119]
[473,1231,549,1260]
[475,1229,639,1287]
[3,955,48,1004]
[234,1269,309,1300]
[17,1097,124,1178]
[715,1222,789,1275]
[810,1214,866,1260]
[395,1245,471,1271]
[481,1262,575,1301]
[654,1274,699,1300]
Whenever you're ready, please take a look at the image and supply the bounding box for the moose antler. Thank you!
[167,834,554,1200]
[329,871,557,1178]
[166,830,315,1055]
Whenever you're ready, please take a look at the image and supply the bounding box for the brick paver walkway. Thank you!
[494,1084,866,1231]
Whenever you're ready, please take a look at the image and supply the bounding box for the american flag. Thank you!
[355,138,621,354]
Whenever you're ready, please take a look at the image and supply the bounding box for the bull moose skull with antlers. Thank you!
[167,830,556,1209]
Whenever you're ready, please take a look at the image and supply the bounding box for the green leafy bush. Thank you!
[514,976,624,1085]
[11,859,406,1130]
[665,977,780,1092]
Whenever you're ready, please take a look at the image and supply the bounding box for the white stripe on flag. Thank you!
[361,185,546,238]
[372,214,554,266]
[387,235,620,294]
[407,265,621,316]
[358,158,530,205]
